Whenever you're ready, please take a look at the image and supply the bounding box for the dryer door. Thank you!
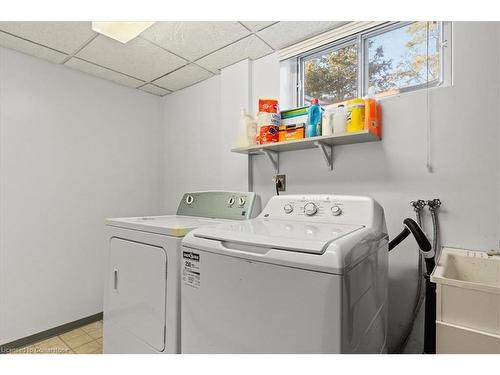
[107,238,167,352]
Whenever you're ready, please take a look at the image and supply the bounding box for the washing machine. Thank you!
[181,194,388,354]
[103,191,261,354]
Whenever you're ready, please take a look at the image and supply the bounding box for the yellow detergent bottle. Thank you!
[346,98,365,132]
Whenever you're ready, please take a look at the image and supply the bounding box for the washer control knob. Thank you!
[185,195,194,205]
[238,197,246,207]
[331,205,342,216]
[304,202,318,216]
[227,197,235,207]
[283,204,294,214]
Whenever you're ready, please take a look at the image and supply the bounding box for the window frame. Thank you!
[298,36,359,105]
[294,21,450,107]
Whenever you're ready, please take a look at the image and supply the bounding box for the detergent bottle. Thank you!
[321,107,335,136]
[364,87,382,138]
[306,98,321,138]
[332,104,347,134]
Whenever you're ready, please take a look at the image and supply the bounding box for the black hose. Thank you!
[388,227,410,251]
[403,218,432,253]
[423,257,436,276]
[423,274,437,354]
[390,218,434,274]
[389,218,432,255]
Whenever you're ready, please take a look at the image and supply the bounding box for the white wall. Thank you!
[0,47,164,344]
[161,22,500,352]
[162,61,251,212]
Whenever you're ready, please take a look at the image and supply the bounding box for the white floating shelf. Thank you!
[231,130,381,171]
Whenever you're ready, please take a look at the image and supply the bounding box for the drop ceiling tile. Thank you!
[257,21,347,50]
[0,22,96,54]
[76,35,186,82]
[64,57,144,88]
[196,35,273,74]
[141,21,250,61]
[240,21,277,32]
[153,64,213,91]
[0,31,67,64]
[139,84,171,96]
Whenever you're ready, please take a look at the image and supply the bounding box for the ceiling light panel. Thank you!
[141,21,250,61]
[0,22,96,54]
[91,22,154,44]
[196,35,273,73]
[76,35,186,81]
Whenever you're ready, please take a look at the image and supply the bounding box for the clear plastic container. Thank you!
[322,108,334,136]
[333,104,347,134]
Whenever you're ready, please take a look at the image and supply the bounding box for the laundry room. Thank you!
[0,0,499,373]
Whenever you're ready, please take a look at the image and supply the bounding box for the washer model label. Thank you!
[183,251,201,289]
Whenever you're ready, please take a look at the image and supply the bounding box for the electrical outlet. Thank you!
[274,174,286,192]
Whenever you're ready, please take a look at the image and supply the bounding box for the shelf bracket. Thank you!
[315,141,333,170]
[261,149,279,173]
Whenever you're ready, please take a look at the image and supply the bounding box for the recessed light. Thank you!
[91,22,155,43]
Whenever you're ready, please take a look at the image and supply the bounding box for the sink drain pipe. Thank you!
[422,199,441,354]
[389,218,436,353]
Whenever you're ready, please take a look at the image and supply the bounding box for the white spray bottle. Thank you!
[236,108,257,147]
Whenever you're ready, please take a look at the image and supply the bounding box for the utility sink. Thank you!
[437,248,500,290]
[431,247,500,353]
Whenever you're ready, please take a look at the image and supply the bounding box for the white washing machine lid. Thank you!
[192,218,364,254]
[106,215,230,237]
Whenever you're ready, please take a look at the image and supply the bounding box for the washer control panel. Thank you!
[279,200,343,218]
[177,191,261,220]
[261,194,377,226]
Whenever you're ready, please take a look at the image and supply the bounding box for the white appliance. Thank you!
[181,194,388,353]
[103,191,261,354]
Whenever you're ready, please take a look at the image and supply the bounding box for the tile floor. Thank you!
[10,320,103,354]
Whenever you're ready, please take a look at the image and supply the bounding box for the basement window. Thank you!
[289,22,449,107]
[302,40,359,105]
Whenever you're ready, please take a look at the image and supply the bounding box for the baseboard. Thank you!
[0,312,103,354]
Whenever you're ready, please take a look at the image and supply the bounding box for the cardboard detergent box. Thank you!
[280,106,309,126]
[278,123,305,142]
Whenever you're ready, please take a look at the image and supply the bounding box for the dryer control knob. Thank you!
[283,204,294,214]
[185,195,194,205]
[238,197,246,207]
[331,205,342,216]
[304,202,318,216]
[227,197,235,207]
